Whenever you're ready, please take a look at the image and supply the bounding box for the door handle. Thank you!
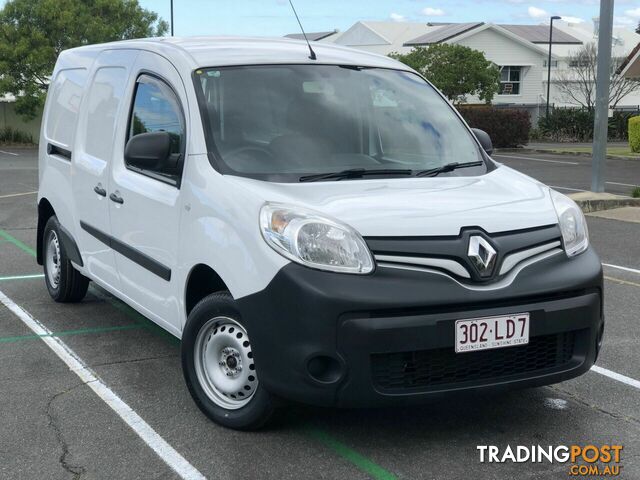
[93,185,107,197]
[109,193,124,204]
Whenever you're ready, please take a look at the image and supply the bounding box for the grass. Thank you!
[543,146,640,159]
[0,126,35,145]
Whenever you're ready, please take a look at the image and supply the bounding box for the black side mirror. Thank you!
[124,131,171,171]
[471,128,493,156]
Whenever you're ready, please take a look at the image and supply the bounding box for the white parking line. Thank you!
[493,154,579,165]
[0,191,38,199]
[0,289,206,480]
[0,273,44,281]
[592,365,640,390]
[606,181,639,188]
[0,150,19,156]
[602,263,640,275]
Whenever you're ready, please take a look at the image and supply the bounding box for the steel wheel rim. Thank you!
[45,230,61,289]
[194,316,258,410]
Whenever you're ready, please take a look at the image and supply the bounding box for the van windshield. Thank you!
[194,65,486,182]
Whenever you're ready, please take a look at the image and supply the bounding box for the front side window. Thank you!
[127,75,185,182]
[195,65,485,182]
[499,66,521,95]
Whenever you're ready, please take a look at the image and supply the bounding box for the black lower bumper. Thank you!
[236,248,603,408]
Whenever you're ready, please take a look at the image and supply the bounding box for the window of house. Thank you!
[543,60,558,68]
[569,59,590,68]
[127,74,185,183]
[499,66,521,95]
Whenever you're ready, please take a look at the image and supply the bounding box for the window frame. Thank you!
[498,66,522,96]
[125,72,187,188]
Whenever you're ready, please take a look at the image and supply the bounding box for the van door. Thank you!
[72,50,138,290]
[107,52,187,333]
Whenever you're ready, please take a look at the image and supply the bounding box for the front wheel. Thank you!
[181,292,276,430]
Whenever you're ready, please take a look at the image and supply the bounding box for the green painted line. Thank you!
[304,427,398,480]
[0,228,178,345]
[0,324,143,344]
[0,273,44,282]
[0,229,36,257]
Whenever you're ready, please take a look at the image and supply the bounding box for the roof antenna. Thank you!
[288,0,317,60]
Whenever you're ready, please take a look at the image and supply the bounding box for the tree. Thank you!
[636,21,639,35]
[554,42,640,110]
[0,0,168,119]
[390,44,500,104]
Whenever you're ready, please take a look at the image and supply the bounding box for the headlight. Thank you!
[260,203,374,274]
[550,189,589,257]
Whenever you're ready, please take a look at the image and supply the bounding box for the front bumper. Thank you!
[236,247,603,408]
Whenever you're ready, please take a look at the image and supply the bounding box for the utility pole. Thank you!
[591,0,614,192]
[546,16,561,118]
[170,0,174,36]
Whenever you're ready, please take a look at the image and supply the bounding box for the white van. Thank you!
[38,37,603,430]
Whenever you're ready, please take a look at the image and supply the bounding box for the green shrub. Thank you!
[0,126,34,145]
[536,108,639,142]
[629,116,640,153]
[632,186,640,198]
[539,108,594,142]
[609,111,637,140]
[458,107,530,148]
[528,127,543,141]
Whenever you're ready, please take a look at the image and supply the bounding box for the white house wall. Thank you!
[452,28,546,105]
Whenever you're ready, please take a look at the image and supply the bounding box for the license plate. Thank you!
[455,313,529,353]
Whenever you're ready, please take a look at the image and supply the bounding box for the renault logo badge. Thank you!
[468,236,497,276]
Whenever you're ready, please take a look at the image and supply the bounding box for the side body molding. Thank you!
[80,221,171,281]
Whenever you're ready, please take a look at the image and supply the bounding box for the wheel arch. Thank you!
[185,263,230,317]
[37,198,56,265]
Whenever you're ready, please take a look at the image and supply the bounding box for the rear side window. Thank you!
[84,67,127,161]
[45,68,87,150]
[126,74,185,182]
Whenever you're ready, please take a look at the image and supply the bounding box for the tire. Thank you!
[181,292,276,430]
[43,216,89,303]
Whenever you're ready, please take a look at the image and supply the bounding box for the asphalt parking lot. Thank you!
[1,147,639,479]
[493,150,640,197]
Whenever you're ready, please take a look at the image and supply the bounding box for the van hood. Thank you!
[226,166,559,237]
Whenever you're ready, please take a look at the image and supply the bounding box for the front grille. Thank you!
[365,225,562,284]
[371,331,577,392]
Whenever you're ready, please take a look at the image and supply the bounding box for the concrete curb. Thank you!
[569,196,640,213]
[495,147,639,160]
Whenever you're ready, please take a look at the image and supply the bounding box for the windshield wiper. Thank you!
[299,168,412,182]
[415,161,484,178]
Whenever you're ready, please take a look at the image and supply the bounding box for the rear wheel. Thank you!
[43,216,89,302]
[181,292,276,430]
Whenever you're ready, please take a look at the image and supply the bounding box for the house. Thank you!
[294,19,640,121]
[619,42,640,79]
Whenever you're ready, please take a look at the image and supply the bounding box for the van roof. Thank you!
[62,36,410,71]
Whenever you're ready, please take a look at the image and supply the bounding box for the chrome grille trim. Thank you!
[377,248,563,291]
[499,241,562,276]
[374,254,470,278]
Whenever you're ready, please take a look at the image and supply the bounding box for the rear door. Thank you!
[71,50,138,290]
[107,51,187,333]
